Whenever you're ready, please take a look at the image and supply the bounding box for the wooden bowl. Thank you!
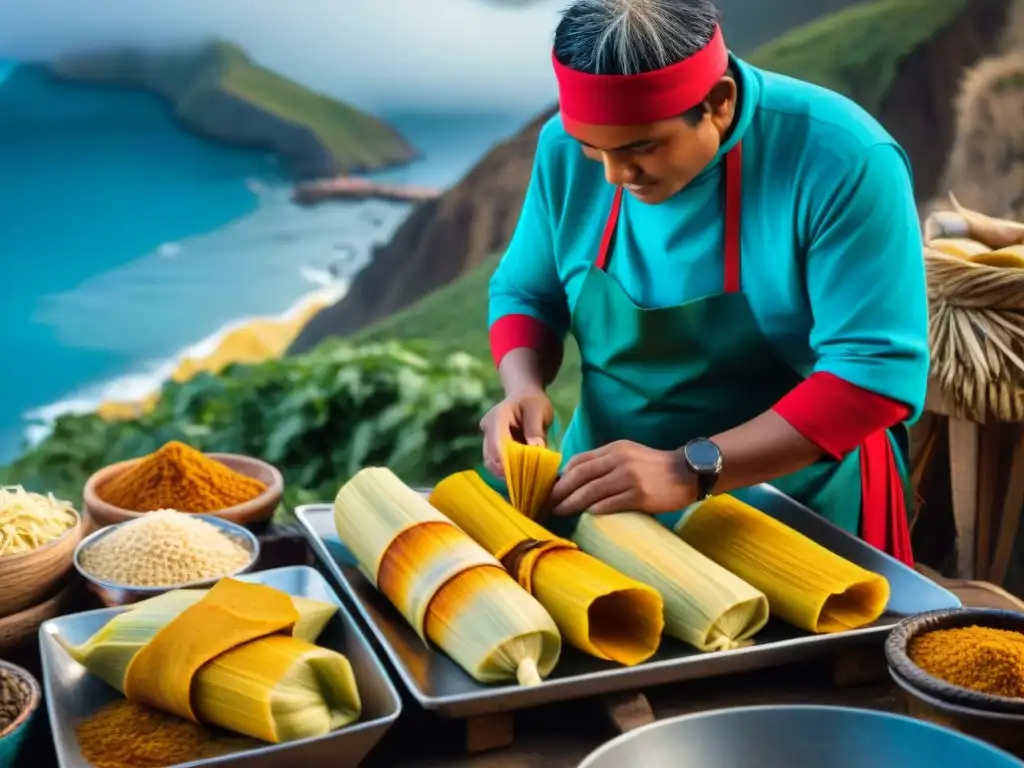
[0,580,76,656]
[886,608,1024,714]
[0,508,83,618]
[83,452,284,529]
[0,660,42,767]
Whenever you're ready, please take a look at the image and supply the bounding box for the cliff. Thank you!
[928,1,1024,218]
[48,40,417,179]
[289,0,1006,352]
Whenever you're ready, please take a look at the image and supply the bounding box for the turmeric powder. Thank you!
[909,625,1024,698]
[99,441,267,513]
[75,699,258,767]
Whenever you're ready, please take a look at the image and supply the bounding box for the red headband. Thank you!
[553,24,728,127]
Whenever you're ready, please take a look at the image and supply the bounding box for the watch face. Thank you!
[686,439,722,472]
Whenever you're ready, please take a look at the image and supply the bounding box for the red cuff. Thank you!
[489,314,564,381]
[773,372,910,459]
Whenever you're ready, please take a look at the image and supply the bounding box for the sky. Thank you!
[0,0,566,114]
[0,0,860,115]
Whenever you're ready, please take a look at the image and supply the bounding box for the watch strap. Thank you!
[695,470,718,501]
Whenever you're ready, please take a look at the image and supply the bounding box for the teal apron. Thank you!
[555,142,914,561]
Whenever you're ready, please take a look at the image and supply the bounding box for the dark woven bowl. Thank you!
[885,608,1024,715]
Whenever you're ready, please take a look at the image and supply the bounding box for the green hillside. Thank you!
[49,40,416,175]
[211,42,414,171]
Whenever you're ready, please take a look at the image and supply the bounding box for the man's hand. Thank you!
[547,440,697,517]
[479,388,554,478]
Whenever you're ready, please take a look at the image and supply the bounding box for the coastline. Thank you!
[25,283,346,441]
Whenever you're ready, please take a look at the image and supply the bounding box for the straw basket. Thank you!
[916,197,1024,583]
[925,249,1024,424]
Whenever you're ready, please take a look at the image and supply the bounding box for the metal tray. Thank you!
[39,566,402,768]
[296,484,961,720]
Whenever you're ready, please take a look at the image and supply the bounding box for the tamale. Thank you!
[503,440,562,520]
[674,494,890,633]
[431,471,663,665]
[59,579,361,743]
[573,512,768,652]
[62,589,338,692]
[335,467,561,685]
[130,590,338,643]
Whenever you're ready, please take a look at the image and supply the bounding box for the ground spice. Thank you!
[99,441,267,513]
[76,699,258,768]
[909,625,1024,698]
[0,667,31,734]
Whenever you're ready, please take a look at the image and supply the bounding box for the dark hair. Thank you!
[553,0,720,125]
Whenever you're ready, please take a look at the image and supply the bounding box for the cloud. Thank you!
[0,0,564,114]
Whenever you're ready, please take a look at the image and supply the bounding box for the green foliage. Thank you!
[1,343,500,510]
[352,255,583,419]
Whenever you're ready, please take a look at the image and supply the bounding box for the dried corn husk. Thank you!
[60,580,361,744]
[929,238,992,260]
[503,441,562,520]
[925,195,1024,422]
[675,496,890,633]
[431,470,664,665]
[573,512,769,651]
[334,467,561,686]
[59,588,338,692]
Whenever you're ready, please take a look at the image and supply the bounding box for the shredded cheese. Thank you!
[0,485,77,556]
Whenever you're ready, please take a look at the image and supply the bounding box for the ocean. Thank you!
[0,62,535,463]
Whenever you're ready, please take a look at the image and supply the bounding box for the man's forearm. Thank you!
[710,409,824,493]
[498,348,547,396]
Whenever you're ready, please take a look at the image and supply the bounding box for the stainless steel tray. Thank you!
[296,485,961,719]
[39,565,402,768]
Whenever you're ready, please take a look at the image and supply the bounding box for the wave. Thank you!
[23,279,347,445]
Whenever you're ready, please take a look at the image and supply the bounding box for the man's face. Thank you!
[565,78,737,205]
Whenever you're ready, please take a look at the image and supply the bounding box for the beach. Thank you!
[0,61,535,462]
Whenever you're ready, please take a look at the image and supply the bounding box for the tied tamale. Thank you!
[431,470,664,665]
[59,579,361,743]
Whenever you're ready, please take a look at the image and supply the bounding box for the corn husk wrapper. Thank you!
[334,467,560,686]
[59,580,360,744]
[675,495,890,634]
[573,512,768,652]
[431,470,663,665]
[503,440,562,521]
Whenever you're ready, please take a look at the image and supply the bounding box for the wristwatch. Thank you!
[682,438,723,500]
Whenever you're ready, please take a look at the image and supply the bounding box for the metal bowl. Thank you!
[73,514,261,607]
[890,668,1024,758]
[577,705,1024,768]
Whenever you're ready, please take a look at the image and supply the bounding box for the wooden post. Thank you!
[463,713,516,753]
[599,691,657,734]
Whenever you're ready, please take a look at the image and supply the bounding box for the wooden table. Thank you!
[11,645,896,768]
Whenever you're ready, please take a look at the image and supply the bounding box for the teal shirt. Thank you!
[488,56,930,419]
